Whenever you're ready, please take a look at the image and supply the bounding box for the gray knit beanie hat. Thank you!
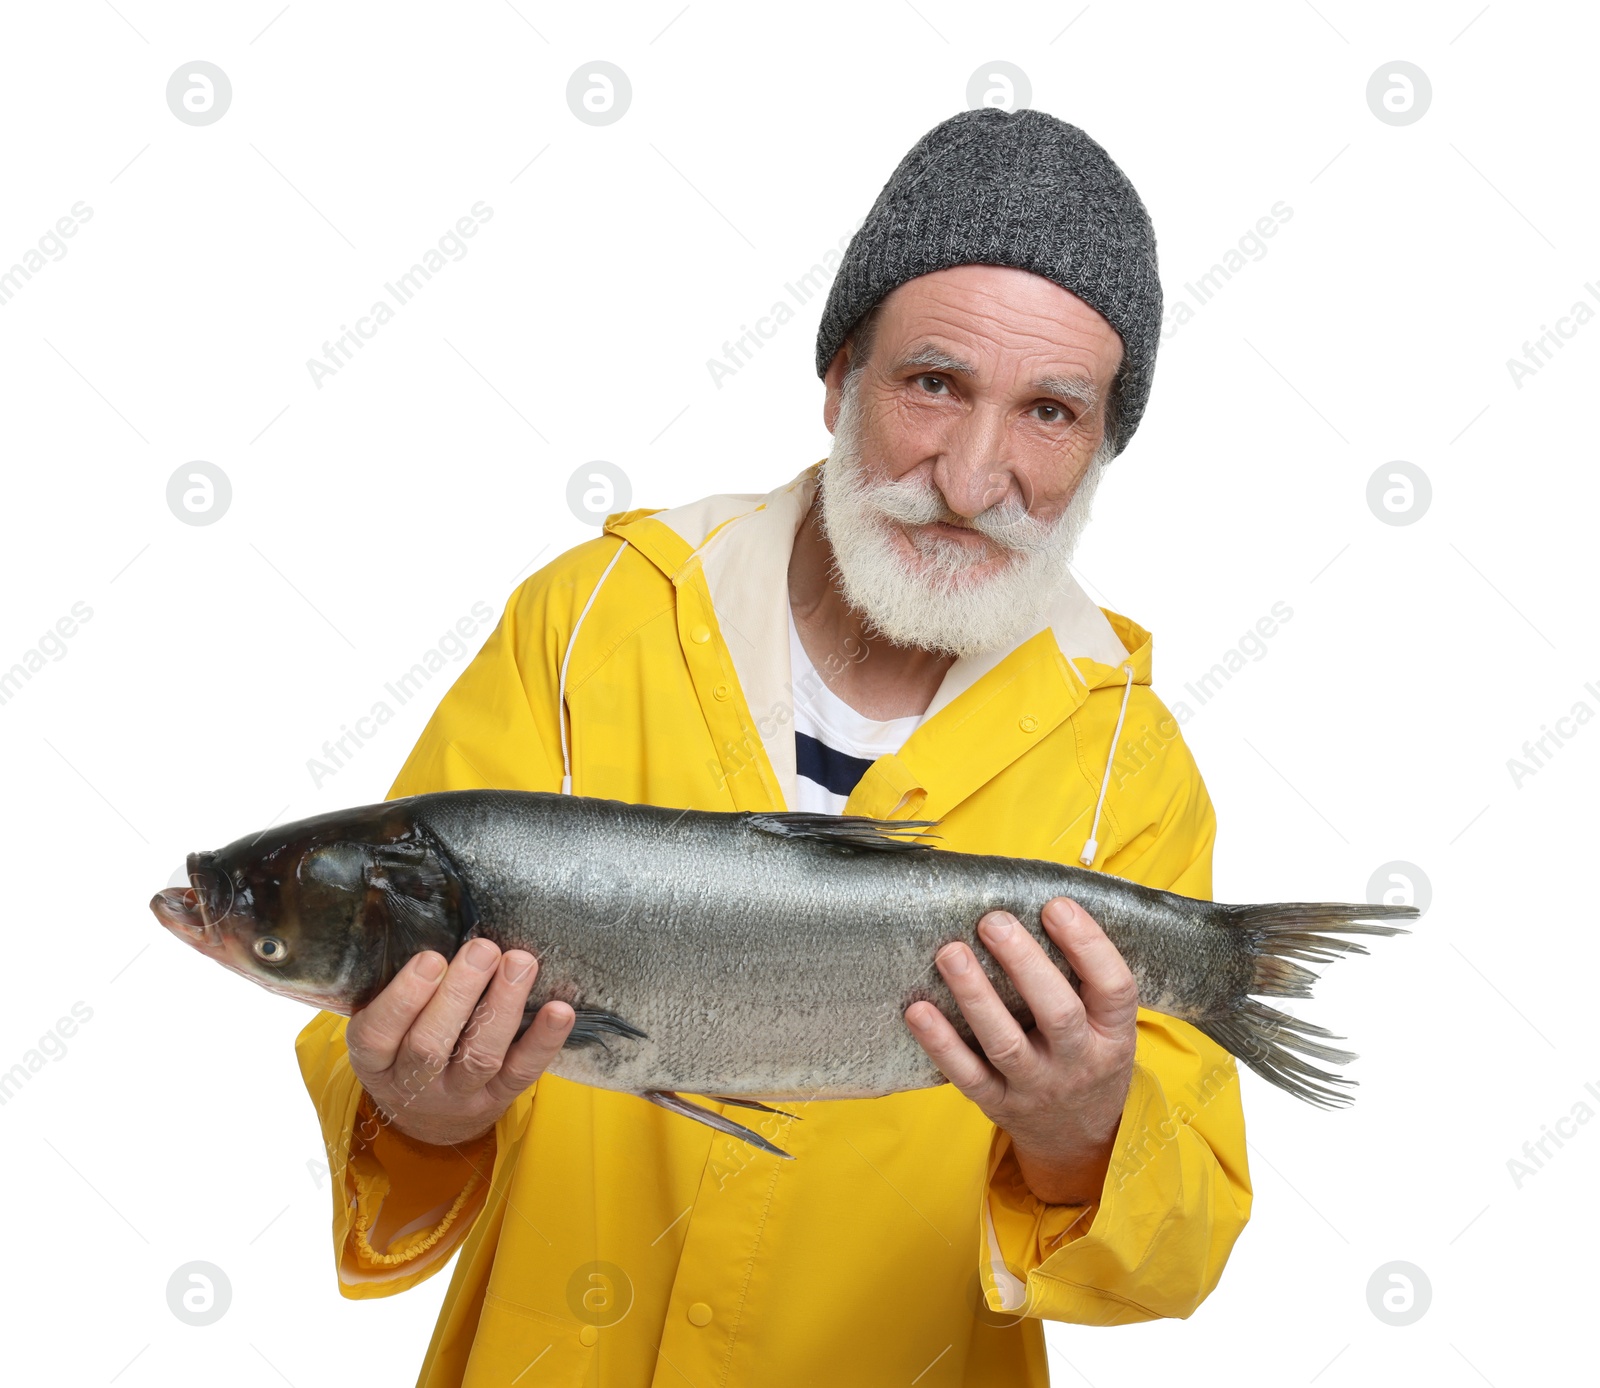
[815,108,1162,455]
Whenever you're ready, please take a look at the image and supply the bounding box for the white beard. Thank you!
[816,372,1110,659]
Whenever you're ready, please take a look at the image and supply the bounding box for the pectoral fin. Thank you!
[562,1007,649,1049]
[645,1091,794,1159]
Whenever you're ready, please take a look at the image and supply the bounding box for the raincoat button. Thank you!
[687,1301,713,1326]
[713,683,730,701]
[690,624,712,644]
[579,1325,598,1346]
[1019,715,1039,733]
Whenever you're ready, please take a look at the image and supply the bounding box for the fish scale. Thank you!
[149,789,1413,1158]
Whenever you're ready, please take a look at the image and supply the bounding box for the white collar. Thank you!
[653,463,1129,807]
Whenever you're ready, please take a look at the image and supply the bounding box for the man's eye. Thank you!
[916,375,948,395]
[1035,403,1066,423]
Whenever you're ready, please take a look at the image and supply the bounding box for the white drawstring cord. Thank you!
[558,539,630,795]
[1080,663,1135,867]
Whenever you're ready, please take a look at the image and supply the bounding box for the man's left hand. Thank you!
[904,897,1139,1206]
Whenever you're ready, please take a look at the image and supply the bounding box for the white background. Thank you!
[2,2,1594,1384]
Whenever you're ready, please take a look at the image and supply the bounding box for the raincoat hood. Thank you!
[592,460,1152,862]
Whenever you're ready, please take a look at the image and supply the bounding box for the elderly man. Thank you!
[296,108,1250,1386]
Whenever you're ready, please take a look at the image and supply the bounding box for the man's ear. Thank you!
[821,346,852,434]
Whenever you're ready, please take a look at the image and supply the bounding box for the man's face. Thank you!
[818,264,1126,658]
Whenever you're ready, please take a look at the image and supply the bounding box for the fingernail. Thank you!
[415,952,445,982]
[983,912,1015,941]
[503,951,534,985]
[939,944,970,974]
[465,938,499,969]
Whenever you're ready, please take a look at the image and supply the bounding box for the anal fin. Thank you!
[645,1091,794,1159]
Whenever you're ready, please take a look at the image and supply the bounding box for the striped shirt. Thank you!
[788,603,925,813]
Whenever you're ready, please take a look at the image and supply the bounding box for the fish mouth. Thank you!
[149,880,257,982]
[148,873,353,1014]
[150,885,215,946]
[149,852,236,951]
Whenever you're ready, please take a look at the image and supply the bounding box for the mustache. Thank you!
[856,473,1066,556]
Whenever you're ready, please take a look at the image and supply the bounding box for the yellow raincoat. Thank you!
[296,461,1251,1386]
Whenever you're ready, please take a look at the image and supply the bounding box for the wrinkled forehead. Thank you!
[873,266,1125,380]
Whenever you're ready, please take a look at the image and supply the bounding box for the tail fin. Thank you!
[1195,901,1415,1109]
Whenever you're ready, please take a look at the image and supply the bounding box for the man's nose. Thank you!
[931,406,1018,517]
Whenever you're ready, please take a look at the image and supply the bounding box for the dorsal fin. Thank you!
[745,811,940,852]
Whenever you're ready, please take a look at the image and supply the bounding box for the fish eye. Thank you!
[253,935,289,965]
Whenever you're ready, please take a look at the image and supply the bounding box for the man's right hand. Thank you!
[345,939,575,1148]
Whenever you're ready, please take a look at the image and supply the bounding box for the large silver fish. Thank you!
[149,791,1412,1155]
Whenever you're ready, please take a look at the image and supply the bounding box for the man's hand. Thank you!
[345,939,576,1149]
[904,897,1139,1206]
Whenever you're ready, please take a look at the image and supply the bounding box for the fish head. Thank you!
[149,803,471,1015]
